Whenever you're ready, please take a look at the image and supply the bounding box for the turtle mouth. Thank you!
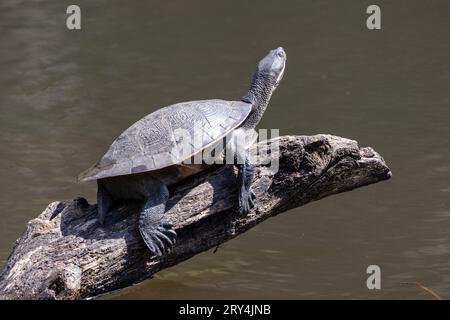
[275,63,286,87]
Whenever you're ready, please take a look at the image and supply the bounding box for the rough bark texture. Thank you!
[0,135,391,300]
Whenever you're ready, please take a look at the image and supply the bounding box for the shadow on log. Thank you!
[0,135,391,300]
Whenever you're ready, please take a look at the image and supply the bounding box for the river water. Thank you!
[1,0,450,299]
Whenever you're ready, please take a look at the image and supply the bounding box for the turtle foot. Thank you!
[239,187,256,215]
[139,213,177,256]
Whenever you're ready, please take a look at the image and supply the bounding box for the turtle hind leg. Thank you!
[139,181,177,256]
[97,179,114,225]
[237,152,256,215]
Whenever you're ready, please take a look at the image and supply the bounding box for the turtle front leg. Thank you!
[139,181,177,256]
[236,152,256,215]
[97,179,113,225]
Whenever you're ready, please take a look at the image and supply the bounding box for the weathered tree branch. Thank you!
[0,134,391,300]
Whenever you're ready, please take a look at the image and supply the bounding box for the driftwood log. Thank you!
[0,134,391,300]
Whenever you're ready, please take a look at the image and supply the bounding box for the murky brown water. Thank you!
[1,0,450,299]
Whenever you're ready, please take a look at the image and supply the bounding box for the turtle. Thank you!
[78,47,287,256]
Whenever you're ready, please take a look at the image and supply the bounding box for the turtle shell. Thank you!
[78,99,252,181]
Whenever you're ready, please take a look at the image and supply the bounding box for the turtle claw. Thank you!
[239,187,256,215]
[139,213,177,257]
[155,228,176,248]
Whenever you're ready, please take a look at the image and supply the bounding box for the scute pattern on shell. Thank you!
[78,99,252,181]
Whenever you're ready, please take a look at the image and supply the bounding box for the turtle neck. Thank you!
[241,72,277,130]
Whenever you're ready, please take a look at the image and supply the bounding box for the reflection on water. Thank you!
[1,0,450,299]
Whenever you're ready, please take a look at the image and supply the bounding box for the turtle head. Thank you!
[256,47,286,88]
[242,47,286,107]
